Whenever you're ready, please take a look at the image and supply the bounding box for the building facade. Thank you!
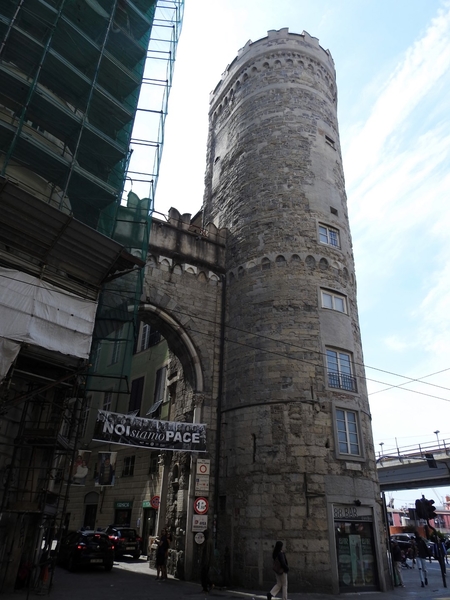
[67,28,390,595]
[0,0,183,592]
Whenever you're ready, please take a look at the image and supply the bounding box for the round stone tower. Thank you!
[203,30,387,594]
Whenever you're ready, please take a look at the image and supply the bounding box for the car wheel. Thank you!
[67,556,76,572]
[133,552,140,560]
[104,561,113,572]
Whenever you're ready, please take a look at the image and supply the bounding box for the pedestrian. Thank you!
[155,529,169,580]
[408,538,417,568]
[200,529,213,593]
[415,535,428,587]
[267,541,289,600]
[390,540,404,587]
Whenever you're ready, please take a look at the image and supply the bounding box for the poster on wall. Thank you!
[95,451,117,487]
[68,450,91,486]
[92,409,207,452]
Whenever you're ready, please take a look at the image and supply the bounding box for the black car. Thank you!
[391,533,435,558]
[105,526,142,559]
[58,530,114,571]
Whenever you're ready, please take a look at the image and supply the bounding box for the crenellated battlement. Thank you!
[210,28,336,113]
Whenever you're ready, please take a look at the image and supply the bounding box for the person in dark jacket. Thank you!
[200,529,213,593]
[415,535,428,587]
[390,540,404,587]
[267,541,288,600]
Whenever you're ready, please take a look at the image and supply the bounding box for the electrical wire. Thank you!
[3,264,450,402]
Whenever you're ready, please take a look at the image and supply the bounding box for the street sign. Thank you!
[195,474,210,493]
[194,497,209,515]
[197,459,210,475]
[195,532,205,544]
[192,514,208,532]
[150,495,160,510]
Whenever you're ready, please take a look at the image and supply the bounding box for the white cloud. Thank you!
[344,4,450,188]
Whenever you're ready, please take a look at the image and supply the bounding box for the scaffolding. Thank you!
[86,0,184,421]
[0,0,184,592]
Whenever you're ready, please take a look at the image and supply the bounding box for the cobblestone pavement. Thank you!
[3,557,449,600]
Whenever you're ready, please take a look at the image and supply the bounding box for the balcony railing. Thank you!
[328,371,357,392]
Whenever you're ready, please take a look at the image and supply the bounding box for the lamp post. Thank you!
[379,442,384,458]
[434,430,440,448]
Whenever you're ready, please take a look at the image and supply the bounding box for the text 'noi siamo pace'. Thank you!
[92,409,207,452]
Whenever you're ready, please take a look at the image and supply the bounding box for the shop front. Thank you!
[333,504,379,593]
[114,501,133,526]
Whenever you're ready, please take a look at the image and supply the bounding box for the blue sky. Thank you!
[150,0,450,508]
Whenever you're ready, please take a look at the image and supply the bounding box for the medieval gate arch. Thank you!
[138,208,227,578]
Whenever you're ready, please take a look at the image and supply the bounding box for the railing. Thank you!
[377,438,450,463]
[328,371,357,392]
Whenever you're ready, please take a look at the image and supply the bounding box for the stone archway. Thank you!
[138,220,226,578]
[138,303,204,393]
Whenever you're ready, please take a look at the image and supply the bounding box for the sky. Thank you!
[148,0,450,508]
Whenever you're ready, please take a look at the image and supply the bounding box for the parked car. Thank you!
[105,526,142,559]
[58,530,114,571]
[391,533,435,558]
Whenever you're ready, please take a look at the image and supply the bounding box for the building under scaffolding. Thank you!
[0,0,183,592]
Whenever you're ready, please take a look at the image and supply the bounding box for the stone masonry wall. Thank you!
[203,29,384,593]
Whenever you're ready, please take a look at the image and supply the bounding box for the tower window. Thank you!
[325,135,336,149]
[319,224,340,248]
[326,349,356,392]
[335,409,361,456]
[321,290,347,313]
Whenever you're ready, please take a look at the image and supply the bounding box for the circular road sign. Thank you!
[194,497,209,515]
[195,532,205,544]
[150,495,160,510]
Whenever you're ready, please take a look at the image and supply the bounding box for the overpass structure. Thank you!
[376,439,450,492]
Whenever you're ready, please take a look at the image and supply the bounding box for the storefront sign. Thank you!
[142,500,151,508]
[333,504,373,521]
[192,514,208,532]
[115,501,133,509]
[93,410,206,452]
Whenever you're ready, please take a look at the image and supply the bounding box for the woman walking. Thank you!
[267,541,289,600]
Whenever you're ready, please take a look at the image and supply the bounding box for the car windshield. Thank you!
[116,530,136,540]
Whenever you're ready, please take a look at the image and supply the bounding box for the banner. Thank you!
[69,450,92,486]
[93,410,207,452]
[95,451,117,487]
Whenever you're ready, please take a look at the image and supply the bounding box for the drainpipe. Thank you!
[213,274,227,547]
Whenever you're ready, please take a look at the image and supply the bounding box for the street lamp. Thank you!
[379,442,384,458]
[434,430,440,448]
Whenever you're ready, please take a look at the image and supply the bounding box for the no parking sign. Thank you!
[194,497,209,515]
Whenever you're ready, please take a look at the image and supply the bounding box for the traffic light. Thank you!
[426,498,437,520]
[415,498,426,519]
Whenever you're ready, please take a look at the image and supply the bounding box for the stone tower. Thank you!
[203,30,387,594]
